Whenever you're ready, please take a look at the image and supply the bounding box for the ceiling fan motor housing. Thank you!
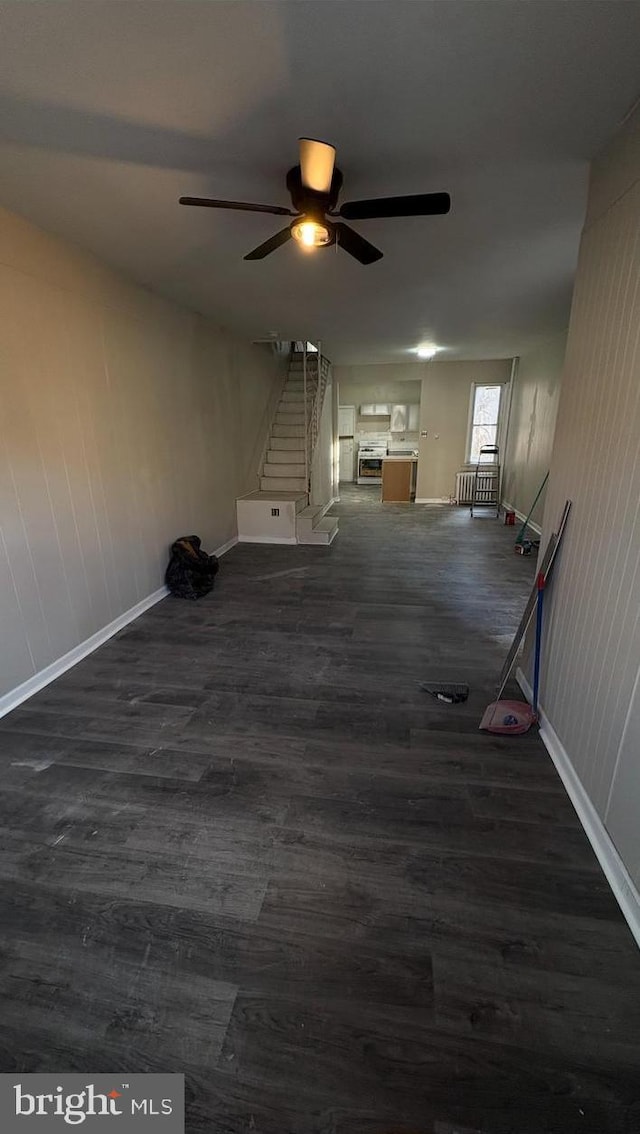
[286,165,343,216]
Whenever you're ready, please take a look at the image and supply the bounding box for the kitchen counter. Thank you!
[381,456,418,502]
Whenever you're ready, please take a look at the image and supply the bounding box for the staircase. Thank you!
[237,348,339,546]
[260,361,312,493]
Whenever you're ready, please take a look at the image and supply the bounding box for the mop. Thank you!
[515,472,549,547]
[479,572,544,734]
[479,497,571,734]
[422,499,570,731]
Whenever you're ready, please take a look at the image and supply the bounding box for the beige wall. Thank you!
[527,102,640,891]
[0,206,283,704]
[416,359,512,501]
[335,363,422,433]
[502,332,566,528]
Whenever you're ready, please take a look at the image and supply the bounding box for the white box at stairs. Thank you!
[236,492,338,546]
[236,491,306,544]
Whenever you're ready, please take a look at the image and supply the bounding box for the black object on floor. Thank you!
[421,682,470,704]
[165,535,219,599]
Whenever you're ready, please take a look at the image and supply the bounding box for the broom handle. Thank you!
[516,472,549,544]
[533,572,545,713]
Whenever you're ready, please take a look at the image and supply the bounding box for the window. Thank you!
[468,384,502,463]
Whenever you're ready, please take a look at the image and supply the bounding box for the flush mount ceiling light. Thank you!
[415,343,439,359]
[290,218,333,250]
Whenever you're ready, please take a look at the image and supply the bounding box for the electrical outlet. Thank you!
[271,508,280,517]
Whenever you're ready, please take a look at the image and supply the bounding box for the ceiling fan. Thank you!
[179,138,450,265]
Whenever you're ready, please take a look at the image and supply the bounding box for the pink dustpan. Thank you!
[479,699,537,734]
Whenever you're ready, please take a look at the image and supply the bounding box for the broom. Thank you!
[515,472,548,546]
[479,572,545,734]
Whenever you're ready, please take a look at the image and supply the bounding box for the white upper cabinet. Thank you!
[390,404,409,432]
[390,404,420,432]
[360,404,391,416]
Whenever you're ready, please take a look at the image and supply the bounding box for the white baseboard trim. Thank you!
[214,535,239,557]
[503,500,542,536]
[237,535,298,545]
[0,585,168,720]
[517,667,640,949]
[0,533,239,721]
[414,497,451,505]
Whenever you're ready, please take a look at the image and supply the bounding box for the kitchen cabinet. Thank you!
[390,404,420,432]
[381,456,418,502]
[360,403,391,416]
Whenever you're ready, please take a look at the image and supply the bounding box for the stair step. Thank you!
[267,448,305,464]
[272,424,305,437]
[297,516,339,545]
[297,504,324,522]
[279,402,312,414]
[281,390,314,403]
[270,436,307,450]
[261,476,308,492]
[275,413,305,426]
[263,462,306,478]
[317,515,338,532]
[296,504,324,534]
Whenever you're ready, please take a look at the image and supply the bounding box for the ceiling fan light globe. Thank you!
[291,219,332,249]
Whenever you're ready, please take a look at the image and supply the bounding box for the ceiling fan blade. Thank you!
[179,196,294,216]
[244,227,293,261]
[335,222,383,265]
[339,192,451,220]
[299,138,336,194]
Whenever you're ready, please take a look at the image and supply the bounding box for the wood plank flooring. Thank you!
[1,485,639,1133]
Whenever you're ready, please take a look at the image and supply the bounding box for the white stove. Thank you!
[357,440,387,485]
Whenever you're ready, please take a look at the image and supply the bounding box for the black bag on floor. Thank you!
[165,535,219,600]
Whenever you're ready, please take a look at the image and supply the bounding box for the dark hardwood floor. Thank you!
[1,485,639,1133]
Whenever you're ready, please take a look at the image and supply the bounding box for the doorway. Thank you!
[339,405,356,483]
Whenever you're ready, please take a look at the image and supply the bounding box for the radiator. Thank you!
[455,470,475,504]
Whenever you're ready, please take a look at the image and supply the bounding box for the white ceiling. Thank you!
[0,1,639,364]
